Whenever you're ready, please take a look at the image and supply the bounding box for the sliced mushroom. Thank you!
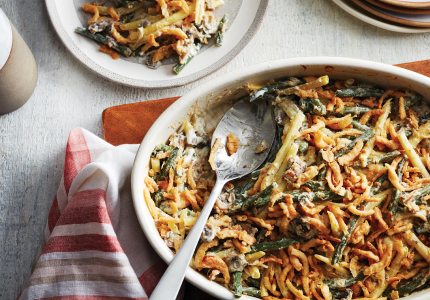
[283,155,307,185]
[225,253,248,272]
[201,223,217,243]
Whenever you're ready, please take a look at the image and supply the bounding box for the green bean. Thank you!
[238,171,260,195]
[333,106,373,115]
[245,278,261,289]
[226,171,260,215]
[406,183,430,205]
[266,123,283,164]
[261,93,277,101]
[416,223,430,234]
[304,180,327,192]
[113,0,135,8]
[315,150,324,166]
[370,173,388,195]
[241,183,277,211]
[325,270,365,289]
[331,214,359,265]
[255,228,268,243]
[153,190,164,207]
[287,190,344,202]
[404,93,422,110]
[330,289,350,299]
[299,97,327,115]
[296,140,309,153]
[253,196,271,207]
[354,151,401,167]
[383,267,430,299]
[215,14,228,47]
[375,151,401,163]
[312,150,327,181]
[151,144,173,157]
[232,272,242,298]
[173,43,203,75]
[334,129,375,159]
[332,174,386,264]
[132,46,142,57]
[351,121,370,131]
[75,27,132,57]
[122,12,135,25]
[242,287,261,297]
[158,147,179,181]
[335,87,385,98]
[318,165,327,182]
[309,97,327,115]
[388,158,406,221]
[247,237,298,254]
[393,91,422,113]
[250,78,304,102]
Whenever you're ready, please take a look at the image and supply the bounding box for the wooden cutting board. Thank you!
[101,59,430,299]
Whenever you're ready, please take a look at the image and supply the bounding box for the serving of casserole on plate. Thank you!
[45,0,269,88]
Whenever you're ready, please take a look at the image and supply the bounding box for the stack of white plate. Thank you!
[333,0,430,33]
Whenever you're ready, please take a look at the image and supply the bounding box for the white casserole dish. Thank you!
[131,57,430,299]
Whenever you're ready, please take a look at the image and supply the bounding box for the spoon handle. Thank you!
[149,179,226,300]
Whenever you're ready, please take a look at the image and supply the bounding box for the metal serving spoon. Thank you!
[149,97,276,300]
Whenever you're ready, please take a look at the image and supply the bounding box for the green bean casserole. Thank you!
[143,75,430,299]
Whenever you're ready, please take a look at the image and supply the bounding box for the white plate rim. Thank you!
[45,0,270,89]
[366,0,430,14]
[333,0,430,32]
[131,56,430,299]
[379,0,430,8]
[354,0,430,27]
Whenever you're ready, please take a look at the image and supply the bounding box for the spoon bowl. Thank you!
[149,97,275,300]
[212,97,276,181]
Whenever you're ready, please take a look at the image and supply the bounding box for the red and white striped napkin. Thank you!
[18,128,184,300]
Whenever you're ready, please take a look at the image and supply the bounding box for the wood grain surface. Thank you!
[2,0,430,298]
[102,97,179,146]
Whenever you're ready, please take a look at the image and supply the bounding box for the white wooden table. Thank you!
[0,0,429,297]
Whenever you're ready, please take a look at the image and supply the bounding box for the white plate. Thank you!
[131,57,430,299]
[45,0,269,88]
[333,0,430,32]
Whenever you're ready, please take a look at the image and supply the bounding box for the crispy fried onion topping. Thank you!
[385,163,405,192]
[201,255,230,283]
[217,225,256,245]
[294,166,319,188]
[295,121,325,139]
[324,115,353,130]
[363,243,394,275]
[195,239,219,270]
[208,138,222,170]
[359,109,385,125]
[338,140,364,165]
